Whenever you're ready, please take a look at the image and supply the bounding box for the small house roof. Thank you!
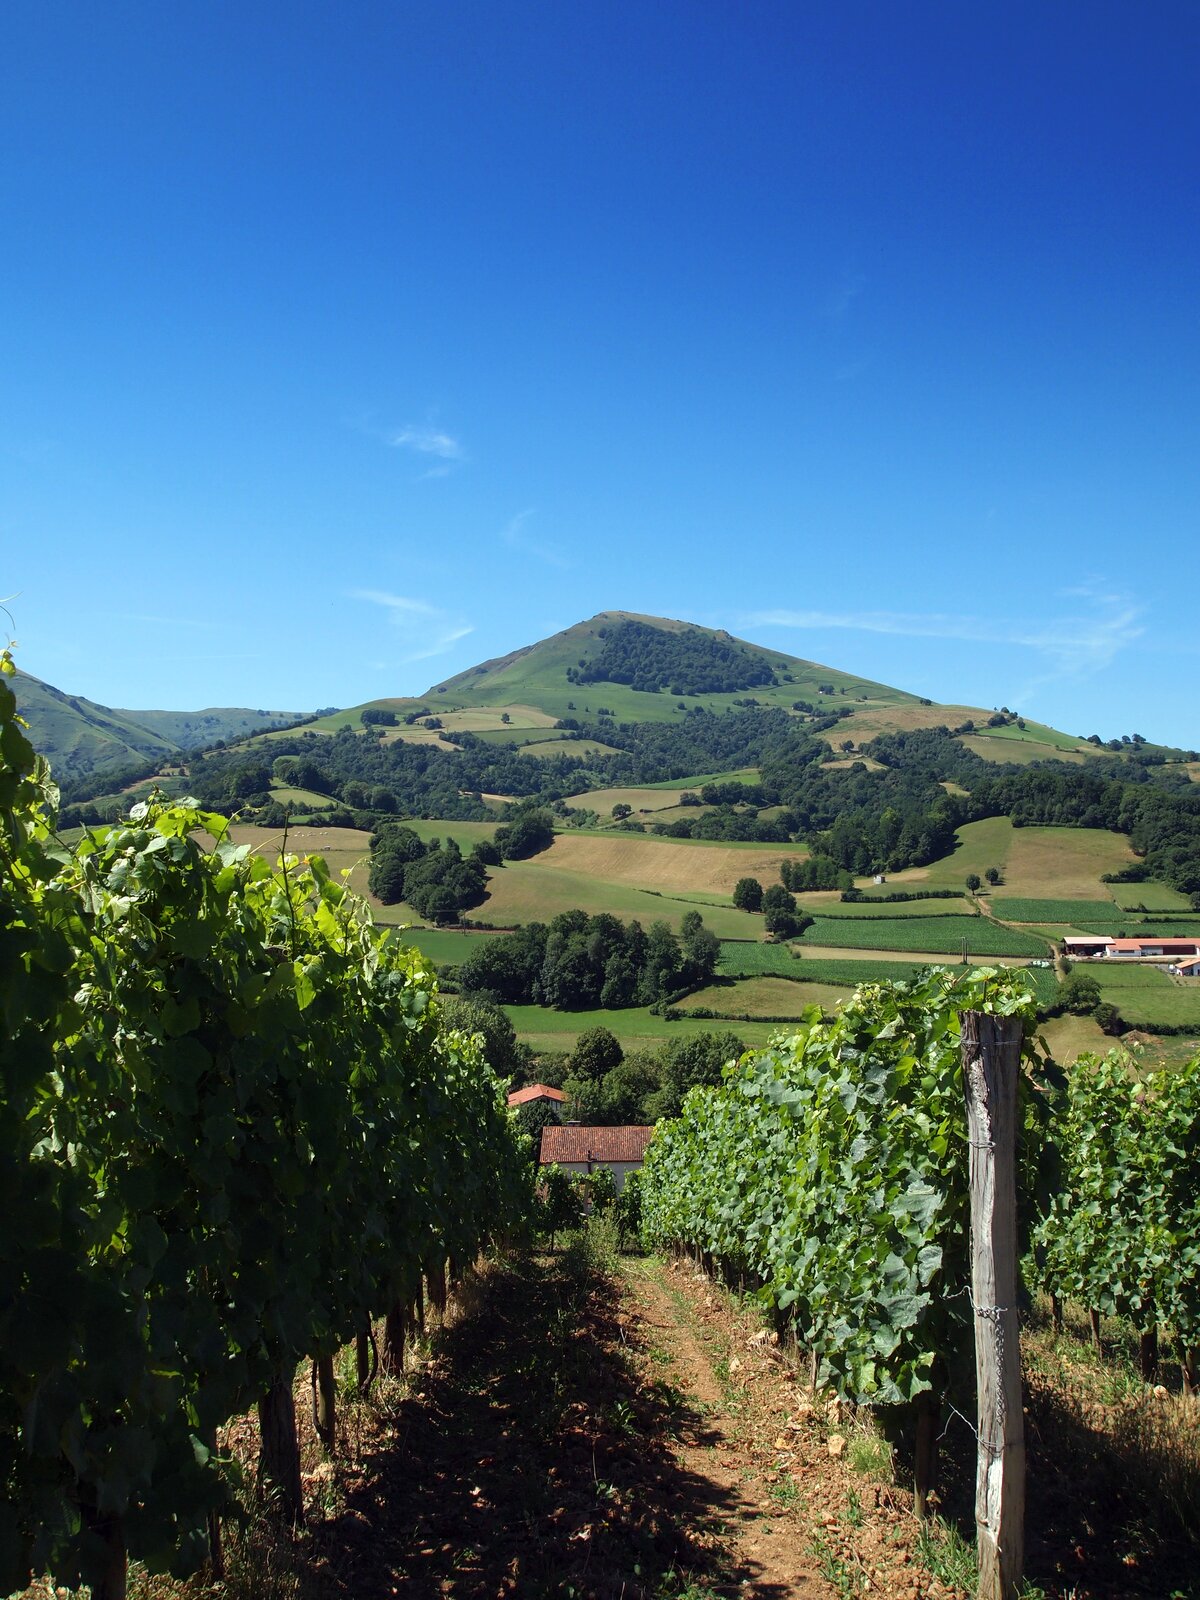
[1108,937,1200,952]
[507,1083,567,1107]
[539,1125,655,1165]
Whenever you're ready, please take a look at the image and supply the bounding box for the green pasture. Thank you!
[521,737,621,759]
[990,897,1116,923]
[641,767,761,791]
[1107,880,1194,911]
[400,818,500,850]
[799,914,1049,957]
[715,942,1059,1005]
[811,896,972,919]
[269,785,335,807]
[464,857,755,938]
[502,1003,783,1055]
[896,819,1133,899]
[1090,964,1200,1029]
[388,926,505,967]
[684,976,848,1018]
[976,720,1089,753]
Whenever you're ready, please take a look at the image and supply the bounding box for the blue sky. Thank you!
[2,2,1198,742]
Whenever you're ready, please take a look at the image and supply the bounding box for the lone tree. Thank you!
[985,866,1001,886]
[966,873,983,893]
[732,876,764,912]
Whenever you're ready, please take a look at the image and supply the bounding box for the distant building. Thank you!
[1172,955,1200,978]
[539,1124,654,1193]
[1062,935,1200,961]
[507,1083,566,1111]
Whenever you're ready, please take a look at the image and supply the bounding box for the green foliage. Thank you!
[494,806,556,860]
[732,875,763,912]
[565,619,778,696]
[0,668,531,1594]
[538,1164,586,1241]
[571,1025,624,1081]
[1033,1051,1200,1346]
[458,909,719,1011]
[640,968,1049,1408]
[1056,972,1103,1015]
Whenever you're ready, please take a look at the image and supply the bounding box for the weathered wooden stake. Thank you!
[356,1327,372,1389]
[1181,1345,1198,1398]
[384,1302,407,1373]
[1089,1308,1102,1350]
[913,1388,940,1522]
[961,1010,1026,1600]
[257,1369,304,1527]
[1138,1326,1158,1382]
[313,1354,337,1451]
[1049,1293,1064,1335]
[82,1506,127,1600]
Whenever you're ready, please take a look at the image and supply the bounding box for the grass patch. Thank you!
[502,1003,781,1053]
[1091,965,1200,1029]
[683,976,848,1018]
[800,914,1049,957]
[466,855,755,937]
[388,926,505,967]
[990,896,1118,922]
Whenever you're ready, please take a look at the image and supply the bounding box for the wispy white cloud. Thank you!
[392,425,464,462]
[349,589,473,662]
[501,508,573,570]
[746,586,1144,678]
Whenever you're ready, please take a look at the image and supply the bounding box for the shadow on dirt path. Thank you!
[311,1245,800,1599]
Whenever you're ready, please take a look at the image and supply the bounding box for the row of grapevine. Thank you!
[1032,1050,1200,1389]
[639,967,1053,1506]
[0,656,533,1596]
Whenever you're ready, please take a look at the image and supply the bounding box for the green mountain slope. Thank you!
[296,611,1104,766]
[425,611,915,723]
[12,670,305,785]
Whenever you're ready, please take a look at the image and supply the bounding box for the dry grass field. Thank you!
[883,817,1136,899]
[561,784,698,815]
[536,832,808,896]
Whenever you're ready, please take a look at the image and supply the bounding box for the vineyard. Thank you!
[798,915,1050,957]
[0,658,531,1597]
[639,965,1200,1580]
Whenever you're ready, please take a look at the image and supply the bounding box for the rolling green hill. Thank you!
[12,669,306,785]
[297,612,1104,763]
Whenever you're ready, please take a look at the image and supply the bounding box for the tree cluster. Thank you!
[565,620,779,696]
[368,824,490,922]
[456,909,719,1010]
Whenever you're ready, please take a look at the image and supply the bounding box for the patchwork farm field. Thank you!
[887,818,1137,898]
[466,856,753,937]
[501,1003,781,1055]
[529,832,809,897]
[717,943,938,983]
[561,784,699,815]
[988,897,1126,923]
[813,895,972,918]
[684,976,849,1017]
[799,913,1049,956]
[1090,964,1200,1029]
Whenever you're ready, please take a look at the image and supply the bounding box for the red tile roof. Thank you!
[539,1125,655,1165]
[1108,937,1200,953]
[507,1083,566,1107]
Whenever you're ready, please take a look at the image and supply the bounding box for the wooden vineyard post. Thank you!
[961,1010,1026,1600]
[258,1369,304,1527]
[313,1354,337,1451]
